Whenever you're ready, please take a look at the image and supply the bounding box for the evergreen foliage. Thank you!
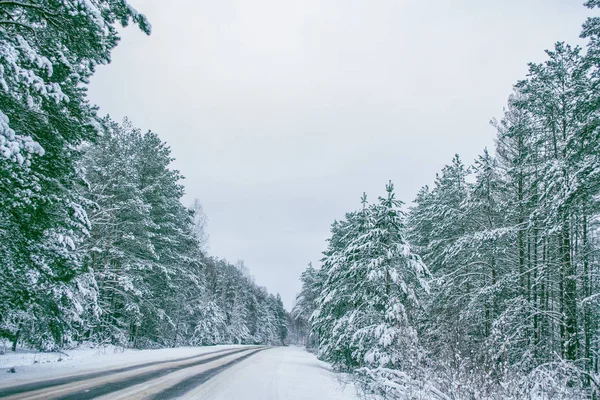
[0,3,287,351]
[295,3,600,398]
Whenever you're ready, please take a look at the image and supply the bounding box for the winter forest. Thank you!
[2,1,600,400]
[292,2,600,400]
[0,1,287,353]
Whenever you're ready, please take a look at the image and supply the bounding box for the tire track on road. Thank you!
[0,347,259,400]
[0,347,238,398]
[148,348,267,400]
[55,348,255,400]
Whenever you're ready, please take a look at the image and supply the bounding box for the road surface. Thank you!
[0,346,357,399]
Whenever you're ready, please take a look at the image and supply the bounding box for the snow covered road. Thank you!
[0,346,358,399]
[179,346,358,400]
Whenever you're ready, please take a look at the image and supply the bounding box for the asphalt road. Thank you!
[0,347,266,400]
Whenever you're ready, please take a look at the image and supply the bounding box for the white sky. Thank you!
[88,0,592,310]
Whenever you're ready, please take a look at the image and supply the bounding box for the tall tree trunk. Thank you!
[582,212,591,376]
[563,214,578,360]
[11,322,21,352]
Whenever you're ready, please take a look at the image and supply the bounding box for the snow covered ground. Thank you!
[0,345,360,399]
[186,346,359,400]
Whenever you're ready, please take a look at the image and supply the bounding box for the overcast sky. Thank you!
[88,0,592,310]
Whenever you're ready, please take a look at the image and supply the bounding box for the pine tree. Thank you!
[312,183,430,393]
[292,262,322,346]
[0,1,149,350]
[80,119,157,346]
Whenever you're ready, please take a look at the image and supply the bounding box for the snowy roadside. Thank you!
[186,345,361,400]
[0,343,247,386]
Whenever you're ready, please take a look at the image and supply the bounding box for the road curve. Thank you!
[0,347,266,400]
